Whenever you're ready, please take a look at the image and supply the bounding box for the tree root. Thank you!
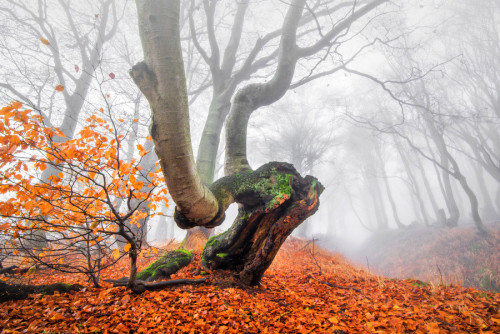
[0,264,45,276]
[0,265,19,275]
[107,278,207,293]
[0,282,83,303]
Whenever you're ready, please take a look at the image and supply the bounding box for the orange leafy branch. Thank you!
[0,102,169,288]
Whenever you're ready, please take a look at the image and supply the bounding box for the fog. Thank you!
[0,0,498,290]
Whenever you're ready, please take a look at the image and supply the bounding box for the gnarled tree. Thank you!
[131,0,386,285]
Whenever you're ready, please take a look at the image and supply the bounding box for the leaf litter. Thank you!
[0,237,498,333]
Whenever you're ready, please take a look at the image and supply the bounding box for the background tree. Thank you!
[179,0,392,246]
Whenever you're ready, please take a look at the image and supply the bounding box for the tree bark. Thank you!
[202,162,323,285]
[422,116,460,226]
[132,0,220,227]
[0,282,82,303]
[377,146,404,228]
[225,0,307,174]
[395,137,430,226]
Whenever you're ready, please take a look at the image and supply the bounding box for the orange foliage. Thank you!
[0,102,168,282]
[0,238,498,333]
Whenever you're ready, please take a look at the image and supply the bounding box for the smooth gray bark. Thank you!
[132,0,219,227]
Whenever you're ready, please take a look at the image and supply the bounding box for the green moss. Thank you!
[40,283,74,295]
[206,235,220,247]
[203,229,229,253]
[210,163,294,214]
[268,173,292,210]
[176,248,194,255]
[136,249,194,281]
[216,253,229,258]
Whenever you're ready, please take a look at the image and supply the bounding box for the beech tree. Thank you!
[0,102,168,289]
[131,0,387,285]
[0,0,123,247]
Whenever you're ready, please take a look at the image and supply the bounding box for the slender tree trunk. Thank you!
[395,138,430,226]
[446,153,488,234]
[364,164,388,230]
[496,186,500,215]
[128,249,138,290]
[424,133,449,220]
[422,117,460,226]
[415,153,440,223]
[378,150,404,228]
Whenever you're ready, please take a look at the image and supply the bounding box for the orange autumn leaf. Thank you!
[40,37,50,45]
[55,85,64,92]
[124,243,131,252]
[136,144,147,157]
[113,248,120,260]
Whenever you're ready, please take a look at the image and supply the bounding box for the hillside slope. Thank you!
[356,223,500,293]
[0,237,499,333]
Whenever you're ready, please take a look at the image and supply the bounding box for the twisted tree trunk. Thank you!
[202,162,323,285]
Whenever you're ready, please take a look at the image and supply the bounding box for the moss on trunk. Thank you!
[136,249,194,282]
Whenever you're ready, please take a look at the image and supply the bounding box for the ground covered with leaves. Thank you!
[0,238,499,333]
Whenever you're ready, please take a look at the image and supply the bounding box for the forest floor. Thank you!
[350,222,500,293]
[0,237,499,333]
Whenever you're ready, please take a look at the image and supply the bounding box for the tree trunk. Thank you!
[137,249,194,282]
[422,118,460,226]
[446,154,488,234]
[0,282,82,303]
[130,0,393,285]
[414,152,441,223]
[395,137,430,226]
[202,162,323,285]
[378,149,404,228]
[424,134,449,222]
[132,0,220,227]
[364,165,388,230]
[496,186,500,215]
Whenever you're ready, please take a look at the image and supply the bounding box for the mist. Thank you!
[0,0,498,294]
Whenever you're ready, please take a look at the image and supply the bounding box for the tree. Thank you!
[131,0,388,285]
[180,0,392,245]
[0,0,123,248]
[0,102,168,289]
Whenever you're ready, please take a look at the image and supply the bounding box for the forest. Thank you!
[0,0,499,333]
